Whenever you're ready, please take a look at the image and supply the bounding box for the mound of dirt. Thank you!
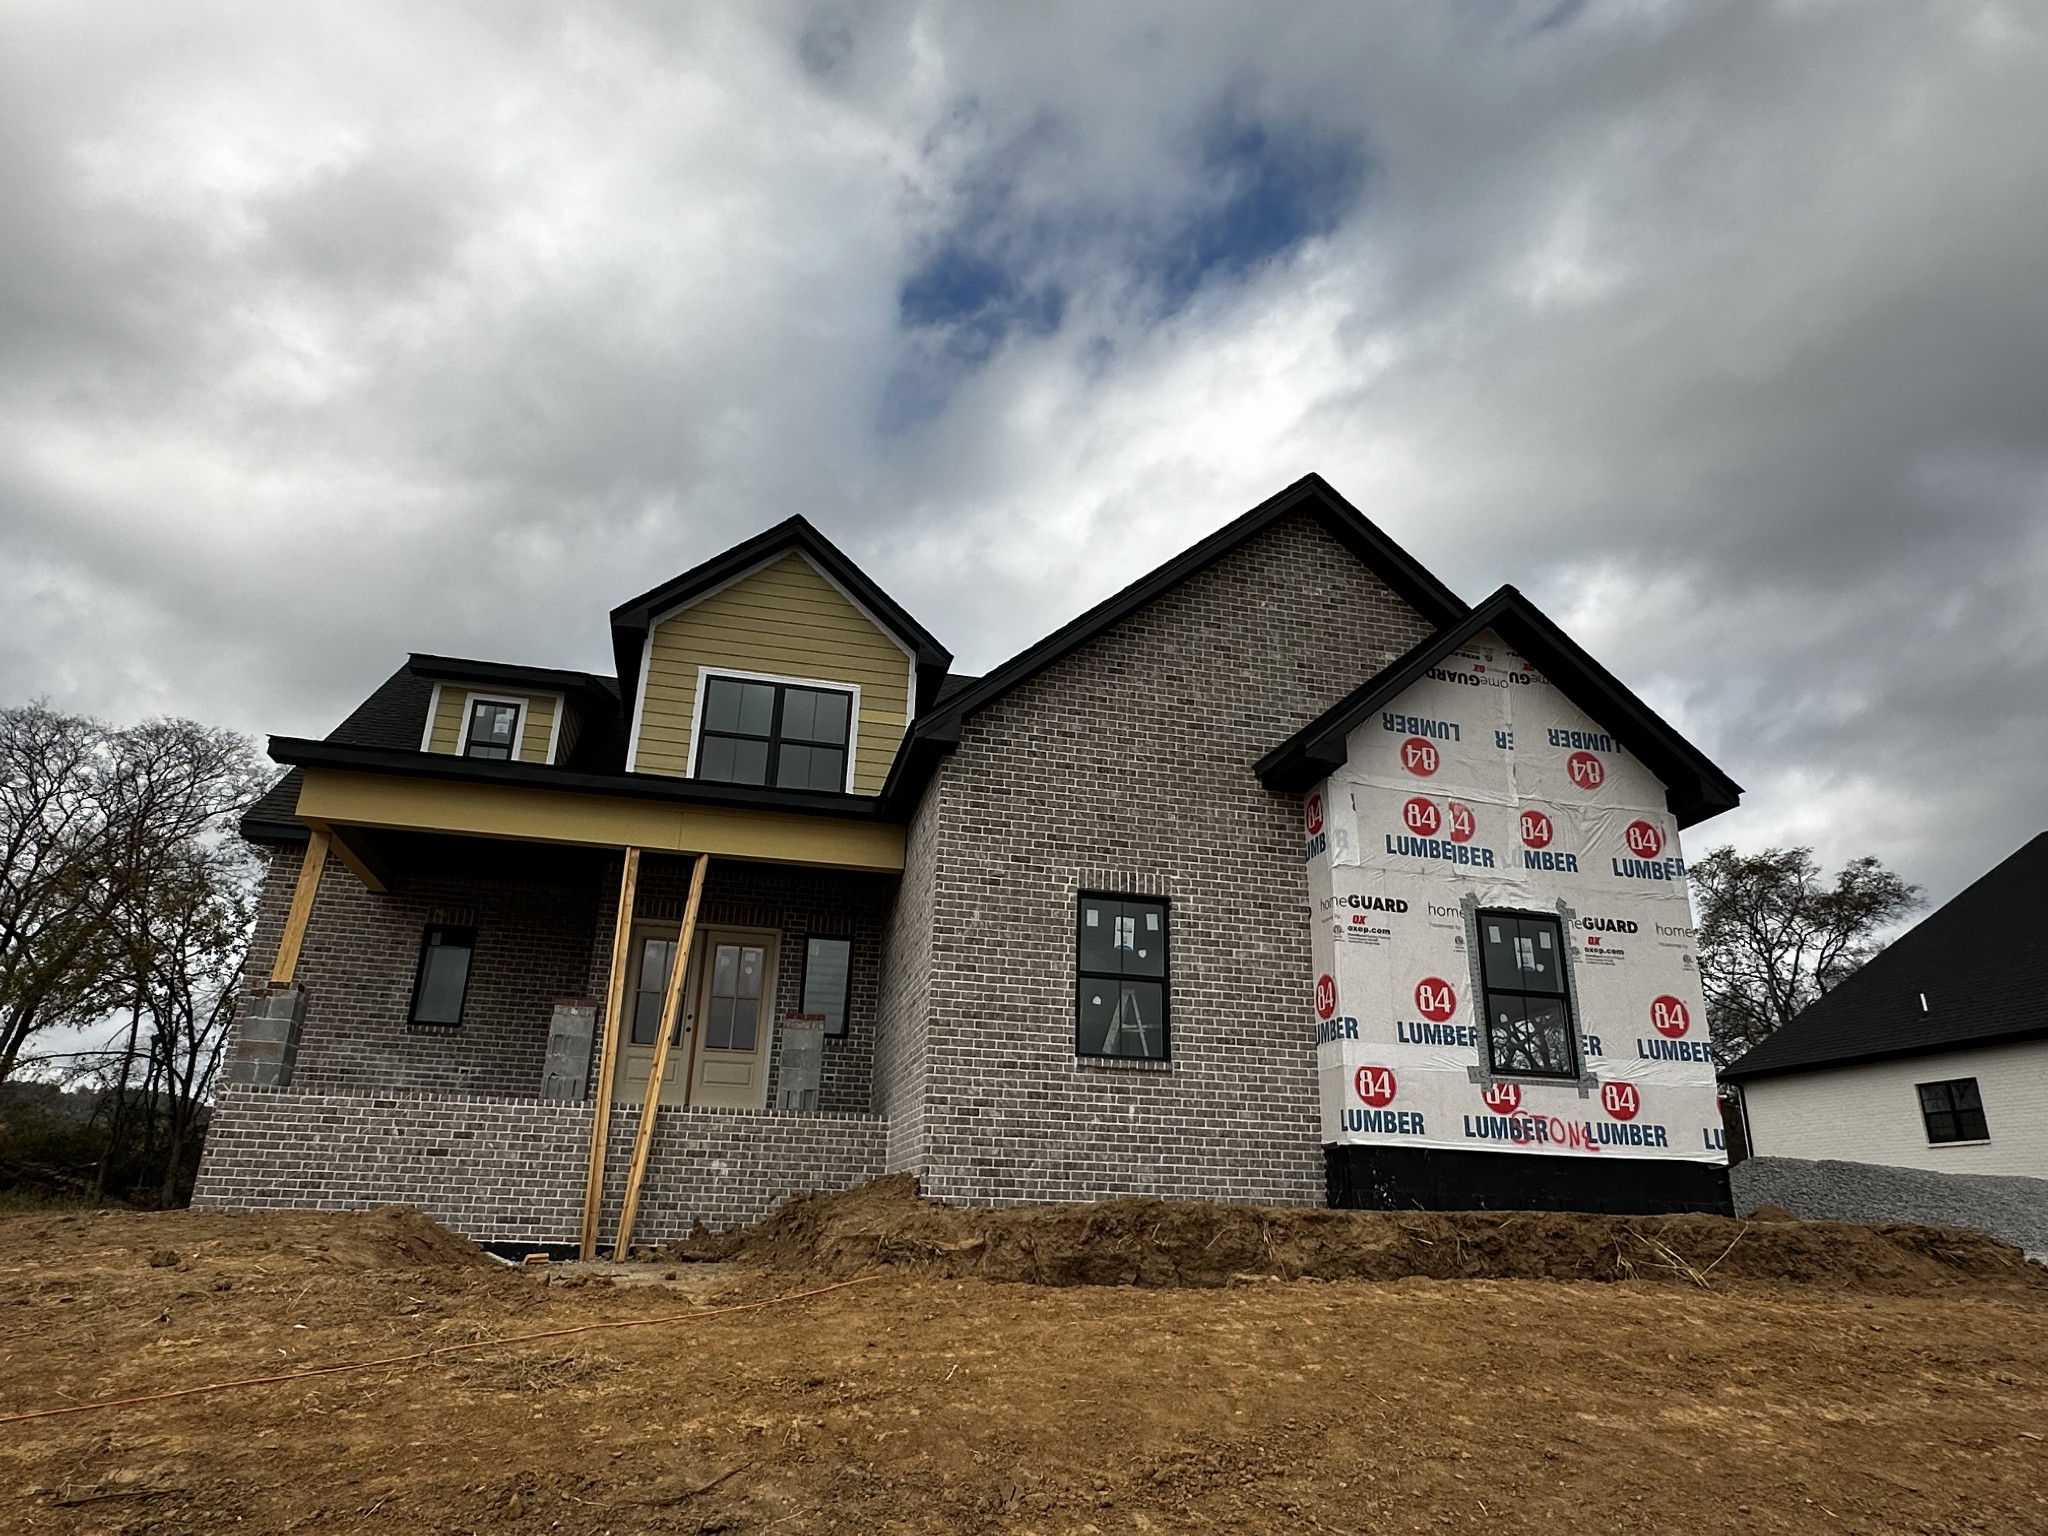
[663,1175,2047,1296]
[0,1203,489,1273]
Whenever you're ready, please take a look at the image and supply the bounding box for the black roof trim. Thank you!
[883,474,1468,802]
[407,654,619,713]
[1722,830,2048,1082]
[608,515,953,714]
[269,737,902,824]
[1253,585,1743,828]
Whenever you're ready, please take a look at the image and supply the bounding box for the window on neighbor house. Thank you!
[1076,895,1169,1061]
[463,699,522,760]
[802,936,852,1038]
[409,924,475,1026]
[1917,1078,1990,1144]
[694,677,852,793]
[1476,911,1578,1078]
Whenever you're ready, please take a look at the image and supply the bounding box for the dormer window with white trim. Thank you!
[463,699,522,760]
[695,675,853,792]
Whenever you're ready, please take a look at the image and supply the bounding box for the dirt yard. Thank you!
[2,1184,2045,1535]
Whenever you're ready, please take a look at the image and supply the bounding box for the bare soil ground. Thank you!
[1,1184,2045,1535]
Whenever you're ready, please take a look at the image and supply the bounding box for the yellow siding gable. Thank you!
[426,688,561,764]
[631,551,912,795]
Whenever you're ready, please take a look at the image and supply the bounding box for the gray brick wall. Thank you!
[192,1084,885,1242]
[889,510,1434,1207]
[875,771,943,1172]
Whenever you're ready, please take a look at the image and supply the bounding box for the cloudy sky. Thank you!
[2,1,2045,909]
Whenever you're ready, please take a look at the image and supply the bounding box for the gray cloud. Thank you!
[2,1,2044,909]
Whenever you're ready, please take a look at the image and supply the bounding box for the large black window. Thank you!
[695,677,852,792]
[409,924,475,1026]
[1477,910,1577,1078]
[1917,1078,1990,1144]
[1076,895,1168,1061]
[463,699,521,760]
[802,936,852,1038]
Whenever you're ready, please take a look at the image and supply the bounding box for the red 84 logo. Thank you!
[1400,737,1440,777]
[1305,793,1323,835]
[1519,809,1553,848]
[1566,751,1605,791]
[1414,977,1457,1022]
[1353,1066,1397,1108]
[1315,974,1337,1021]
[1482,1082,1522,1115]
[1650,995,1690,1038]
[1600,1081,1641,1121]
[1402,797,1440,836]
[1625,820,1664,858]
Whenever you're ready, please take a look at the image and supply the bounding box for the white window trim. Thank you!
[418,682,444,752]
[624,546,916,774]
[687,666,861,794]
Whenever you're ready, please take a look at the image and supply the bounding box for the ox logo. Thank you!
[1520,809,1553,849]
[1567,751,1606,791]
[1400,737,1441,777]
[1354,1066,1397,1108]
[1626,820,1665,858]
[1403,797,1441,836]
[1600,1081,1641,1122]
[1315,974,1338,1022]
[1650,995,1691,1039]
[1482,1082,1522,1115]
[1305,793,1323,836]
[1414,977,1457,1022]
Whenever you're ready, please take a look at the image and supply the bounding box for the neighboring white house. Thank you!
[1725,832,2048,1182]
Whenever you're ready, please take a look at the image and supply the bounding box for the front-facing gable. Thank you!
[628,549,914,794]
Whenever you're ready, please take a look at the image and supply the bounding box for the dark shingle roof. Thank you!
[1723,831,2048,1081]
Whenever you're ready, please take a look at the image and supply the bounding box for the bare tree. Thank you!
[1692,845,1922,1068]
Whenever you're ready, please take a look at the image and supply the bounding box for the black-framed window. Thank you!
[694,676,852,792]
[463,699,521,760]
[802,936,852,1038]
[1476,910,1577,1078]
[1076,894,1168,1060]
[409,924,475,1026]
[1917,1078,1989,1144]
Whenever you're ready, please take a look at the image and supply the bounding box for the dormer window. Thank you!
[695,675,852,792]
[463,699,522,760]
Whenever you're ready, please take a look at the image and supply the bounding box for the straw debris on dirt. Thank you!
[1,1186,2044,1534]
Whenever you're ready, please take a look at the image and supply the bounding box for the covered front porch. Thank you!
[203,763,904,1254]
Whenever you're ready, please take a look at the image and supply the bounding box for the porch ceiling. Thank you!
[293,767,905,872]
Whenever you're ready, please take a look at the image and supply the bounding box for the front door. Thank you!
[610,924,776,1111]
[686,931,775,1110]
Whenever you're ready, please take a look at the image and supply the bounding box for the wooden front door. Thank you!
[611,924,776,1111]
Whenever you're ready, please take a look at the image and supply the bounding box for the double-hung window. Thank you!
[409,924,475,1026]
[802,936,853,1038]
[1917,1078,1989,1144]
[1076,895,1169,1060]
[1476,910,1577,1078]
[694,676,853,792]
[463,700,522,760]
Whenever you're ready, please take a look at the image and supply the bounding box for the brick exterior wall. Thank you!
[193,1085,885,1242]
[887,510,1434,1207]
[874,773,943,1169]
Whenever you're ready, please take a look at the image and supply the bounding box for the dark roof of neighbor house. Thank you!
[1722,831,2048,1082]
[881,473,1472,802]
[607,514,954,718]
[1254,585,1744,829]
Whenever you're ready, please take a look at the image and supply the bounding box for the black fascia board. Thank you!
[268,737,903,824]
[1254,585,1743,828]
[407,654,619,715]
[1721,1023,2048,1084]
[892,475,1468,794]
[607,515,953,713]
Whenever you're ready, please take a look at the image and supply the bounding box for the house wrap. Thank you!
[194,475,1743,1252]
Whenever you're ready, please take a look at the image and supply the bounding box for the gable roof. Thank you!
[608,515,953,717]
[1723,832,2048,1082]
[881,473,1470,801]
[1253,584,1742,828]
[408,654,619,718]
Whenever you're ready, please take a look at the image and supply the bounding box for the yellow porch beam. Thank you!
[292,768,903,872]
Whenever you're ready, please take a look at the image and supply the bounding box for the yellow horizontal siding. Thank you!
[518,696,557,764]
[632,551,911,794]
[427,688,466,754]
